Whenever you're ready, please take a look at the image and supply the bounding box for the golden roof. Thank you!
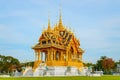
[32,13,83,53]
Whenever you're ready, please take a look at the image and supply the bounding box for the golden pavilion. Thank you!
[32,12,84,73]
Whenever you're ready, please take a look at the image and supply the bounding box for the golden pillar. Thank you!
[68,51,70,61]
[60,51,63,61]
[72,53,74,61]
[47,50,49,61]
[64,53,66,61]
[53,50,56,61]
[51,51,53,61]
[70,52,71,61]
[49,49,51,61]
[74,53,76,62]
[74,50,77,62]
[48,49,51,61]
[38,50,41,61]
[66,49,68,61]
[51,49,53,61]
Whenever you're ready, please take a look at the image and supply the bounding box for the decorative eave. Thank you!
[33,11,83,54]
[32,43,66,50]
[78,48,85,53]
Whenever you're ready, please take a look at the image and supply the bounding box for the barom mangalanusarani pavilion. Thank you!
[23,12,85,76]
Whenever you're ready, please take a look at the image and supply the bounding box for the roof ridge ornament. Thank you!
[47,11,51,32]
[58,8,64,31]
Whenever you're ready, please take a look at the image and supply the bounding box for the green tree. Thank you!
[102,58,115,74]
[84,62,93,67]
[94,56,107,71]
[0,54,20,74]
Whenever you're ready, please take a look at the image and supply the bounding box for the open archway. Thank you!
[41,50,47,62]
[56,51,60,61]
[70,47,74,61]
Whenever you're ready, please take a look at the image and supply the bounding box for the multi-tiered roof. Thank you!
[33,13,83,53]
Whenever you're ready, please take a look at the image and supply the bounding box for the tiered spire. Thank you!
[58,9,64,31]
[47,18,51,31]
[46,9,65,32]
[47,12,51,32]
[59,11,62,26]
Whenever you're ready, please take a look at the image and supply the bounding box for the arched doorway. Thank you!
[70,47,74,61]
[41,51,47,62]
[56,51,60,61]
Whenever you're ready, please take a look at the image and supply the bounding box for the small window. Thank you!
[53,41,55,43]
[48,40,51,44]
[42,41,46,44]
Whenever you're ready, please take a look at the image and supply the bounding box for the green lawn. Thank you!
[0,76,120,80]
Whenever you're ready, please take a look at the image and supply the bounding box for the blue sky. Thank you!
[0,0,120,63]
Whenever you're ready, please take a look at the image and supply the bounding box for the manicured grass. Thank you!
[0,76,120,80]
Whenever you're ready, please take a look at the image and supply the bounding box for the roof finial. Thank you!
[59,8,62,25]
[47,11,51,32]
[58,7,64,31]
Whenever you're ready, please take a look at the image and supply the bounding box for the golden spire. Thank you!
[58,9,64,31]
[47,12,51,32]
[48,18,51,31]
[59,9,62,25]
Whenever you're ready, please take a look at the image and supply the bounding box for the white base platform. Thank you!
[22,63,86,76]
